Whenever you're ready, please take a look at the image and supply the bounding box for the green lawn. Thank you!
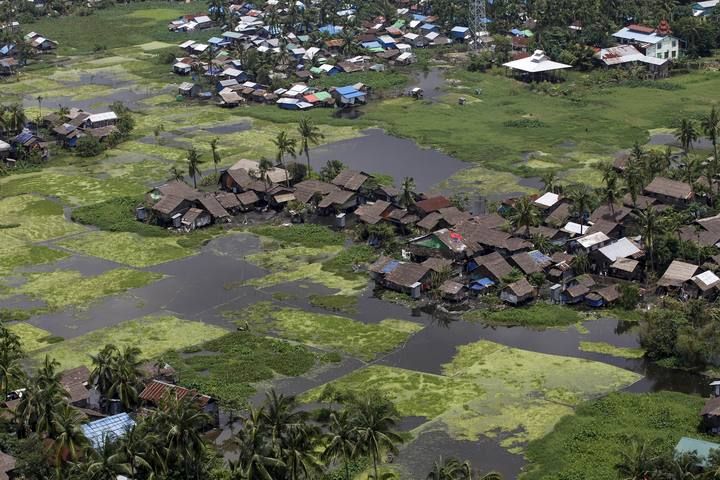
[304,340,641,453]
[522,391,709,480]
[34,315,228,369]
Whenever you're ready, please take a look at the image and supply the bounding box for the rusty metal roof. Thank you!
[139,380,212,407]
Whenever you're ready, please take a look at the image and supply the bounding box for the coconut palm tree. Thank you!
[297,117,324,175]
[233,405,285,480]
[567,183,596,234]
[262,389,305,453]
[110,424,160,479]
[351,395,404,480]
[187,147,203,189]
[169,166,185,182]
[676,118,699,154]
[282,428,321,480]
[400,177,415,208]
[3,103,26,134]
[16,356,69,437]
[322,410,357,480]
[702,106,720,194]
[272,130,297,187]
[426,456,473,480]
[51,403,89,465]
[210,137,221,177]
[89,344,119,403]
[82,438,130,480]
[602,173,624,216]
[634,206,661,272]
[0,322,24,399]
[107,346,142,411]
[625,158,645,208]
[541,171,559,193]
[509,196,540,237]
[572,252,590,274]
[258,156,275,191]
[614,437,660,480]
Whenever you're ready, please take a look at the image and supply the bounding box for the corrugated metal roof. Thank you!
[82,413,135,449]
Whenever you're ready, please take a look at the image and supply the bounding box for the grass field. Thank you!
[304,340,641,453]
[522,391,708,480]
[34,314,228,369]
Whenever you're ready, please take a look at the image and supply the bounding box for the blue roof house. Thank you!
[451,26,471,40]
[332,86,366,106]
[82,413,135,450]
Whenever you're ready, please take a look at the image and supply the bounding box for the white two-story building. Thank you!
[611,22,681,61]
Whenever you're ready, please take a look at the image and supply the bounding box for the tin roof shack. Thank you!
[382,262,432,299]
[563,274,596,304]
[657,260,699,295]
[502,50,571,82]
[415,196,452,216]
[139,380,218,428]
[644,177,694,207]
[331,169,371,192]
[500,277,536,305]
[317,189,357,214]
[674,437,720,468]
[469,251,515,283]
[594,237,643,273]
[585,284,620,308]
[331,85,367,106]
[355,200,392,225]
[688,270,720,300]
[60,366,91,408]
[510,250,552,275]
[439,280,467,302]
[215,191,242,215]
[0,451,15,480]
[573,232,612,256]
[610,257,642,280]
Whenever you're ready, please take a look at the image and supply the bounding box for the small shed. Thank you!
[500,278,535,305]
[181,208,211,230]
[658,260,699,289]
[439,280,467,302]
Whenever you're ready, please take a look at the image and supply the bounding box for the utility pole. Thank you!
[471,0,487,50]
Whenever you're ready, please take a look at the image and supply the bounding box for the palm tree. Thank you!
[615,437,660,480]
[541,171,558,193]
[400,177,415,208]
[89,344,119,402]
[272,130,297,187]
[233,405,285,480]
[83,438,130,480]
[427,456,473,480]
[210,137,221,177]
[322,410,357,480]
[602,173,624,216]
[110,424,160,479]
[187,147,203,189]
[626,158,645,208]
[572,252,590,274]
[676,118,699,154]
[16,356,69,437]
[297,117,324,175]
[509,196,540,237]
[170,166,185,182]
[262,389,305,453]
[702,106,720,194]
[156,393,210,480]
[0,322,24,399]
[634,206,661,272]
[351,395,404,480]
[282,428,321,480]
[51,403,88,465]
[567,183,596,234]
[3,103,26,134]
[107,346,142,411]
[257,157,275,191]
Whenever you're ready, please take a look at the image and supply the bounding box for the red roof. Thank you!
[416,196,452,214]
[139,380,212,407]
[627,24,655,34]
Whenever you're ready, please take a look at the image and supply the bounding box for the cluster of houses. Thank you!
[367,174,720,307]
[0,129,49,166]
[42,108,120,148]
[0,29,57,75]
[168,13,214,32]
[0,361,218,478]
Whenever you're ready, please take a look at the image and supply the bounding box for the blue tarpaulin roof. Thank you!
[319,24,342,35]
[412,14,428,21]
[529,250,552,264]
[208,37,224,44]
[335,86,360,95]
[470,278,495,290]
[82,413,135,449]
[510,28,523,36]
[362,41,382,49]
[420,23,437,30]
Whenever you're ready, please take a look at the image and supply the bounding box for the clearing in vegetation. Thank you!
[33,314,228,369]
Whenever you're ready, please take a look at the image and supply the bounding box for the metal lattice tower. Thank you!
[471,0,487,49]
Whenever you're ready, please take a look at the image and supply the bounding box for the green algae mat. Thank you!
[304,340,641,453]
[8,323,59,352]
[33,315,228,369]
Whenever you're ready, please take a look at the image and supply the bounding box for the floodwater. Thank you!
[309,128,469,192]
[4,230,712,477]
[411,67,446,101]
[648,133,714,150]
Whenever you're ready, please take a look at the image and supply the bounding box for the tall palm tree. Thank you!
[0,322,24,399]
[297,117,324,175]
[567,183,596,234]
[156,393,210,480]
[509,196,540,237]
[110,424,160,479]
[614,437,660,480]
[626,159,645,208]
[427,456,473,480]
[169,166,185,182]
[603,173,624,216]
[634,206,661,272]
[16,356,69,437]
[322,410,357,480]
[351,396,404,480]
[51,403,88,465]
[400,177,415,208]
[272,131,297,187]
[210,137,221,177]
[541,171,558,193]
[83,438,130,480]
[4,103,26,134]
[262,389,305,453]
[676,118,699,154]
[107,346,142,411]
[282,428,321,480]
[234,405,285,480]
[187,147,203,189]
[258,157,275,191]
[89,344,119,402]
[702,106,720,194]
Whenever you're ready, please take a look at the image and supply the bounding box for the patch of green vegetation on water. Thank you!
[238,303,423,361]
[522,392,709,480]
[59,231,197,267]
[34,314,228,369]
[602,307,645,323]
[578,341,645,359]
[464,303,582,328]
[305,340,641,453]
[70,197,169,237]
[166,331,318,407]
[17,268,163,310]
[8,323,61,352]
[0,245,69,276]
[0,195,85,246]
[309,294,359,313]
[249,224,345,247]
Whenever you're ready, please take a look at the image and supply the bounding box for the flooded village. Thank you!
[2,0,720,479]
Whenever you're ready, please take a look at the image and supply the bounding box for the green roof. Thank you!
[314,91,332,101]
[392,20,405,29]
[675,437,720,467]
[310,67,323,74]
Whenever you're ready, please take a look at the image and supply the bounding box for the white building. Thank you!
[611,22,680,60]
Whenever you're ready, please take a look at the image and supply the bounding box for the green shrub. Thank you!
[309,294,359,313]
[250,224,345,248]
[71,197,169,237]
[75,136,105,157]
[465,304,582,327]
